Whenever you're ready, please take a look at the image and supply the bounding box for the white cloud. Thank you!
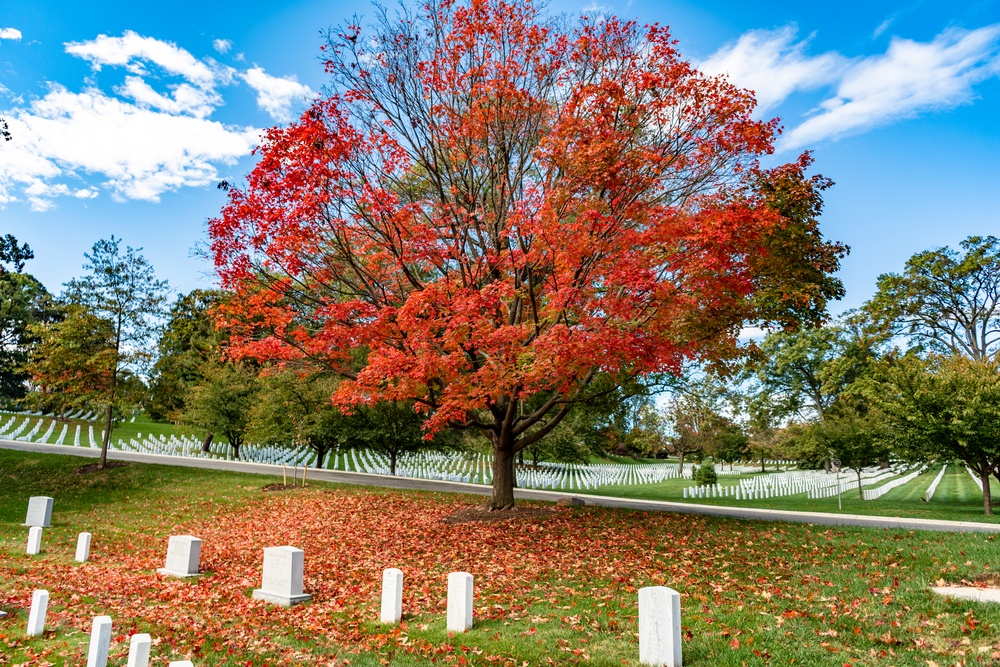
[0,28,22,41]
[581,2,610,15]
[117,75,219,118]
[0,85,259,207]
[213,38,232,54]
[782,25,1000,150]
[699,27,844,114]
[872,17,895,39]
[0,31,269,210]
[738,326,767,341]
[66,31,218,89]
[241,67,314,122]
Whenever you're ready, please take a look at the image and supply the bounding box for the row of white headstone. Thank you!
[25,591,193,667]
[17,496,684,666]
[861,465,929,500]
[159,534,683,665]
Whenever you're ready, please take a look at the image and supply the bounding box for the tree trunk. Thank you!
[760,453,765,473]
[490,433,516,510]
[201,433,213,453]
[100,319,123,470]
[678,451,685,475]
[980,454,993,516]
[100,403,113,469]
[856,469,863,501]
[532,449,539,467]
[390,450,397,476]
[315,445,327,469]
[231,441,241,460]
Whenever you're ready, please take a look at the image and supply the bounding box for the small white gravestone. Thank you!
[252,546,311,606]
[127,633,152,667]
[446,572,474,632]
[157,535,201,577]
[86,615,113,667]
[24,496,53,527]
[0,610,6,618]
[380,568,404,624]
[26,589,49,636]
[168,662,194,667]
[26,526,42,555]
[76,532,93,563]
[638,586,682,667]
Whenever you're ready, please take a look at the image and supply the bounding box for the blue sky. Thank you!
[1,0,998,316]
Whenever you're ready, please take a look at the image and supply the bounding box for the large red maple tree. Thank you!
[210,0,845,509]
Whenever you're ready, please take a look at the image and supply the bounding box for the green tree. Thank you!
[521,420,593,467]
[755,324,875,422]
[864,235,1000,362]
[0,234,34,274]
[21,305,120,416]
[63,237,169,468]
[663,375,733,473]
[180,361,258,460]
[148,289,223,422]
[0,243,59,401]
[338,400,444,476]
[711,419,750,467]
[809,402,890,500]
[247,371,344,469]
[865,354,1000,515]
[748,154,848,329]
[693,458,718,486]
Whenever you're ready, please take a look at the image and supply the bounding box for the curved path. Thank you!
[3,439,998,534]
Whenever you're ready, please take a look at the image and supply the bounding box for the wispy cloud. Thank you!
[872,17,895,39]
[702,23,1000,151]
[0,28,22,41]
[783,25,1000,150]
[241,67,314,122]
[66,31,220,88]
[699,27,844,114]
[213,38,232,54]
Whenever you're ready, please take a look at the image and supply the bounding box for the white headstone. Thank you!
[24,496,53,527]
[0,610,6,618]
[380,568,403,624]
[157,535,201,577]
[76,532,93,562]
[638,586,682,667]
[252,546,311,606]
[168,662,194,667]
[127,633,152,667]
[26,526,42,555]
[87,615,113,667]
[446,572,474,632]
[26,589,49,636]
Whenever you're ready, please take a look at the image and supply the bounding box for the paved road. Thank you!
[4,439,998,534]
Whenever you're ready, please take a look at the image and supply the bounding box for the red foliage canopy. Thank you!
[209,0,844,507]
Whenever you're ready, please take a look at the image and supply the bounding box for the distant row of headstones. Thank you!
[13,496,685,667]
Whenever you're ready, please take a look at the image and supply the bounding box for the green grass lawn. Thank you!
[587,464,1000,523]
[0,411,206,447]
[2,449,1000,666]
[5,415,998,525]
